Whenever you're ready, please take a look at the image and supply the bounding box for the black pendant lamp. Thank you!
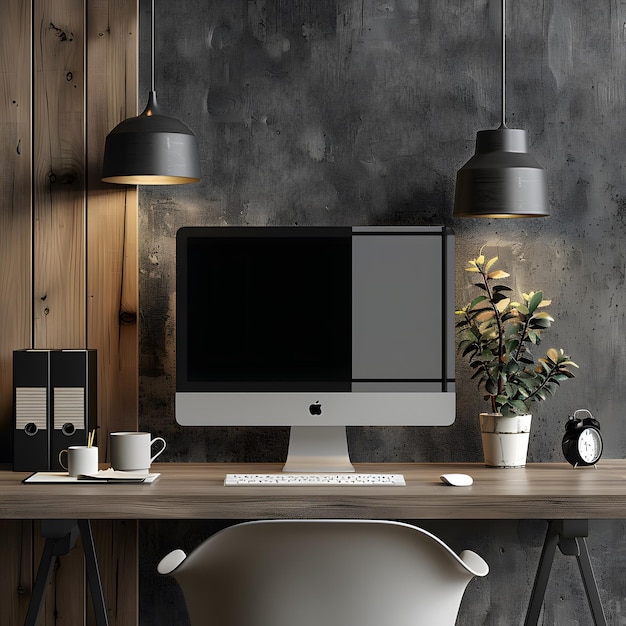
[102,0,200,185]
[453,0,548,218]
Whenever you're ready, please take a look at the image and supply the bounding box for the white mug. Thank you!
[110,432,166,473]
[59,446,99,477]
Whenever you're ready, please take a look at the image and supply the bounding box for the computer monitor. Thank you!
[176,225,455,472]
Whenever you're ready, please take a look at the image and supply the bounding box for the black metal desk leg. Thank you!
[78,520,109,626]
[525,520,607,626]
[24,520,109,626]
[24,521,80,626]
[576,534,607,626]
[524,521,560,626]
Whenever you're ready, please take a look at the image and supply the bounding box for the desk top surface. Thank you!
[2,461,626,520]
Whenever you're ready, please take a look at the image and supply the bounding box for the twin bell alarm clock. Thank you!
[561,409,603,467]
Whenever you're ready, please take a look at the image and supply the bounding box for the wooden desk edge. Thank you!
[1,461,625,520]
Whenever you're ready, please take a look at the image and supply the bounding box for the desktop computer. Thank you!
[175,225,455,477]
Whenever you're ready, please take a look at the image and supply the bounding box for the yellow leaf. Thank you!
[487,270,510,280]
[465,266,479,272]
[475,310,496,322]
[533,312,554,321]
[484,256,498,272]
[476,254,485,265]
[538,299,552,307]
[547,348,559,362]
[495,298,510,312]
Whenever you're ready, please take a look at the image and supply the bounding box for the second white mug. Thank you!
[110,432,166,473]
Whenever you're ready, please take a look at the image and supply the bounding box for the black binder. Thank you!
[49,350,97,471]
[13,350,51,471]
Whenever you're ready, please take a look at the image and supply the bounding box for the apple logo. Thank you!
[309,401,322,416]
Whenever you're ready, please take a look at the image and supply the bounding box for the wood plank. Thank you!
[0,521,33,625]
[0,0,32,460]
[32,1,88,623]
[33,0,87,349]
[86,0,138,462]
[0,3,33,626]
[86,2,139,625]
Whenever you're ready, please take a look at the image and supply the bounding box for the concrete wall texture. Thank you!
[138,1,626,624]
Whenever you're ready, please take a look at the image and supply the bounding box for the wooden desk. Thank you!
[3,461,624,626]
[2,460,626,520]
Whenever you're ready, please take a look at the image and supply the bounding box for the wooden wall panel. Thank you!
[33,0,86,349]
[0,0,32,462]
[1,0,139,625]
[0,2,33,622]
[32,2,89,622]
[86,0,139,459]
[87,1,139,625]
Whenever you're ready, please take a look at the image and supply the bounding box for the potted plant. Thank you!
[456,249,579,467]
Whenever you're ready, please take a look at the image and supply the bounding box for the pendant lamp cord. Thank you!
[500,0,506,128]
[151,0,155,92]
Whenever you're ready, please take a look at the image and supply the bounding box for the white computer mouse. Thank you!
[440,473,473,487]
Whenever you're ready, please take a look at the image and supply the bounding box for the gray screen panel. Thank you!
[352,233,443,381]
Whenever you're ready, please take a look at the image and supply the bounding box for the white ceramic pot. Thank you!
[479,413,532,468]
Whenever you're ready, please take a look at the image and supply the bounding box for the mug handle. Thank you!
[150,437,167,463]
[58,449,69,471]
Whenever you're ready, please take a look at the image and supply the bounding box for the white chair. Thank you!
[157,519,488,626]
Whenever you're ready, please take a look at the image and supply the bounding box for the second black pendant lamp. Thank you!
[453,0,548,218]
[102,0,201,185]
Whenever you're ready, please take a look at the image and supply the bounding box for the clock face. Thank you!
[577,428,602,463]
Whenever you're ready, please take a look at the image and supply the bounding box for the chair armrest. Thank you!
[459,550,489,577]
[157,549,187,575]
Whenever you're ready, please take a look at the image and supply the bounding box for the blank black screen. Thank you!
[179,228,352,392]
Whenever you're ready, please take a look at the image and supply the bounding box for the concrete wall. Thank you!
[138,1,626,624]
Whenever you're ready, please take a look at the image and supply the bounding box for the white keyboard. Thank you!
[224,473,406,486]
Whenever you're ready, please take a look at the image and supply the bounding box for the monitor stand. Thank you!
[282,426,355,473]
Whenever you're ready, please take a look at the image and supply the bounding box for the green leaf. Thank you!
[504,339,520,354]
[485,379,498,395]
[459,344,478,356]
[528,291,543,314]
[504,323,522,338]
[469,295,488,309]
[509,399,530,413]
[499,404,516,417]
[552,373,570,383]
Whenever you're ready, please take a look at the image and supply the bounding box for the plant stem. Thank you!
[525,362,558,402]
[514,316,531,362]
[479,265,505,412]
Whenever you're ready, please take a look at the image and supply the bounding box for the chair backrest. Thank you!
[158,519,488,626]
